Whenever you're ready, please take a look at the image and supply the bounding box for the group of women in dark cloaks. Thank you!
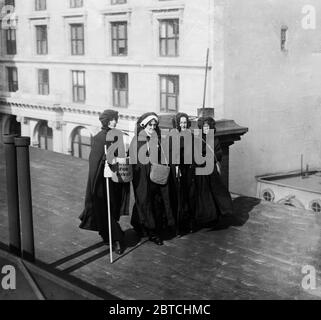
[79,110,233,255]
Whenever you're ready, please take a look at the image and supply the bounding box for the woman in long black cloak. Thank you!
[130,112,175,245]
[170,113,197,235]
[194,116,233,226]
[79,110,130,254]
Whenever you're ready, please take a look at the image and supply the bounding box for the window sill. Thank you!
[110,54,128,58]
[62,10,87,19]
[112,106,129,109]
[159,55,180,58]
[148,3,185,13]
[1,54,17,58]
[71,101,86,105]
[101,7,132,15]
[0,92,19,99]
[28,13,50,21]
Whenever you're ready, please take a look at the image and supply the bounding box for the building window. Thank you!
[70,0,83,8]
[112,73,128,108]
[111,0,126,4]
[159,19,179,57]
[70,24,84,55]
[37,121,53,151]
[5,0,15,6]
[310,201,321,213]
[35,0,46,11]
[261,189,275,202]
[72,71,86,103]
[38,69,49,95]
[111,22,127,56]
[263,191,272,202]
[6,28,16,55]
[7,67,18,92]
[71,127,92,160]
[36,25,48,55]
[160,75,179,112]
[281,26,288,51]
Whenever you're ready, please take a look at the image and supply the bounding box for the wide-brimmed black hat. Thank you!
[172,112,191,130]
[99,109,119,128]
[197,116,216,132]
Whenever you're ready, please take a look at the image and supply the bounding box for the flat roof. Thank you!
[257,171,321,195]
[1,145,321,299]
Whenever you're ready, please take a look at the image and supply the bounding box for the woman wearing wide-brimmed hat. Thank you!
[79,109,130,254]
[194,116,233,226]
[170,112,197,235]
[129,112,175,246]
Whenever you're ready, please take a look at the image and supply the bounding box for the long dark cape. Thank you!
[79,129,130,240]
[130,132,175,230]
[194,137,233,224]
[168,130,196,228]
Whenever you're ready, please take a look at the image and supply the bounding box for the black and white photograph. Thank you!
[0,0,321,311]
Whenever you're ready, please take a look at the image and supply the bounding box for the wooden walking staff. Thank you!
[104,145,114,264]
[176,166,182,237]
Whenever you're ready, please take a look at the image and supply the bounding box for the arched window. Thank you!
[310,200,321,214]
[37,121,53,150]
[71,127,92,160]
[261,189,275,202]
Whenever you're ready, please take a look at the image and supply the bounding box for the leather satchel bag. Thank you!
[150,163,171,185]
[150,143,170,185]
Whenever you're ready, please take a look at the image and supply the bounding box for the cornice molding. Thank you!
[0,99,138,121]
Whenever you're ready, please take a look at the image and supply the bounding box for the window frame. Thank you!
[72,70,86,103]
[35,0,46,11]
[7,66,18,92]
[37,121,53,151]
[5,0,15,6]
[111,21,128,56]
[310,200,321,213]
[70,0,83,8]
[5,28,16,55]
[36,25,48,55]
[261,188,275,202]
[281,26,288,51]
[159,74,179,113]
[112,72,128,108]
[38,69,49,95]
[70,23,85,55]
[71,127,93,160]
[159,19,179,57]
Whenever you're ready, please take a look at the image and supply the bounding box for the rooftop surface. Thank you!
[257,171,321,194]
[1,145,321,300]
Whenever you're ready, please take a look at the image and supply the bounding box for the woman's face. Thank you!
[108,119,117,129]
[203,123,210,135]
[179,117,188,131]
[144,120,158,136]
